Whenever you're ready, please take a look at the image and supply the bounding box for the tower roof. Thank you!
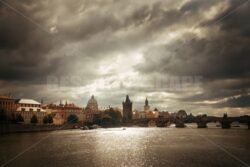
[87,95,98,105]
[86,95,98,110]
[145,97,148,106]
[123,95,132,104]
[125,95,130,102]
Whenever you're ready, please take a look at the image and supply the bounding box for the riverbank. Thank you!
[0,124,76,135]
[1,122,249,135]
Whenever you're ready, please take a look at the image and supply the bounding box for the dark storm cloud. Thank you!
[205,0,250,37]
[135,0,250,109]
[180,0,218,12]
[57,1,184,46]
[0,0,249,113]
[0,0,206,82]
[214,94,250,108]
[0,0,184,87]
[179,78,250,102]
[0,0,58,82]
[0,0,168,82]
[137,33,250,79]
[0,0,105,83]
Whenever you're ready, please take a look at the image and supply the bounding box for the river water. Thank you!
[0,124,249,167]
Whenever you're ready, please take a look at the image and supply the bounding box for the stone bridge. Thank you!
[133,118,170,127]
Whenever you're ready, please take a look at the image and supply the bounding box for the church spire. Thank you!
[125,95,130,102]
[145,97,148,106]
[144,97,150,112]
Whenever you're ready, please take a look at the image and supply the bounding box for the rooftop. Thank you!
[0,95,14,100]
[17,99,41,105]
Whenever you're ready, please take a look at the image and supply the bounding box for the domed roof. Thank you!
[87,95,97,105]
[86,95,98,112]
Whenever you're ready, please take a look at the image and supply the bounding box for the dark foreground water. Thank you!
[0,124,249,167]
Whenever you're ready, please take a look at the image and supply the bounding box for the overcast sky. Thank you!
[0,0,250,116]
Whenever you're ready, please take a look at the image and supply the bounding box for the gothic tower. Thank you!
[122,95,132,120]
[144,97,150,112]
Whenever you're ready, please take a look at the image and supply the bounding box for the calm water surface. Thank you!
[0,124,249,167]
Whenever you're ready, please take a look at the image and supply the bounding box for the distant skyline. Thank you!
[0,0,250,116]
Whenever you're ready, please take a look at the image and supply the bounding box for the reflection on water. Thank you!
[0,124,249,167]
[93,128,148,166]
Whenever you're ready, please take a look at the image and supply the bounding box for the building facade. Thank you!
[44,101,85,125]
[0,96,16,112]
[85,95,99,123]
[158,111,170,119]
[132,98,160,119]
[122,95,132,120]
[15,99,46,124]
[16,99,43,112]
